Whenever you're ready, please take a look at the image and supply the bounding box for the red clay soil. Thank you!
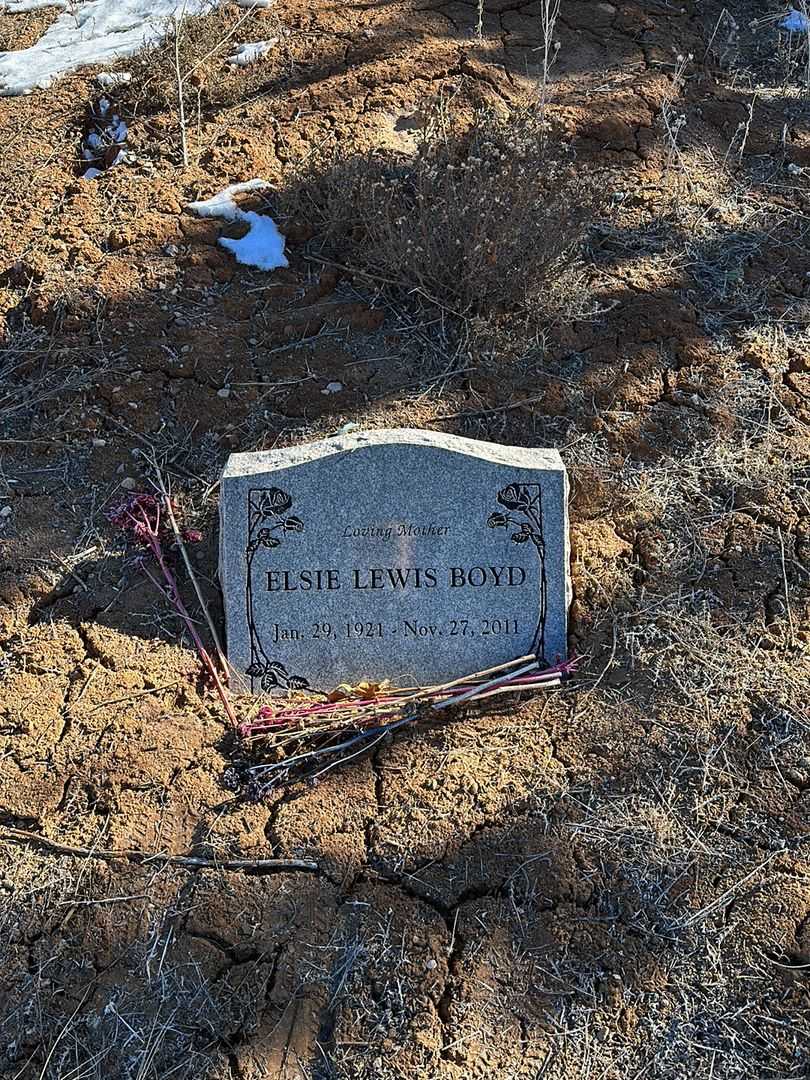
[0,1,809,1077]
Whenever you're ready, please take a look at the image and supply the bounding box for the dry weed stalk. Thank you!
[704,7,739,68]
[172,2,190,167]
[537,0,562,121]
[1,825,318,871]
[661,53,691,175]
[796,0,810,94]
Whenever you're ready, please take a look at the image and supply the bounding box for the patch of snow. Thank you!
[227,39,278,66]
[0,0,213,96]
[82,167,103,180]
[97,71,132,89]
[220,212,288,271]
[80,98,129,179]
[187,180,288,271]
[187,179,270,219]
[1,0,65,10]
[782,9,810,32]
[321,381,343,395]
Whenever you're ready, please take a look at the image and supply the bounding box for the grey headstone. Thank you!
[219,429,569,693]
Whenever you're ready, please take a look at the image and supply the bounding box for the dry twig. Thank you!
[0,826,318,873]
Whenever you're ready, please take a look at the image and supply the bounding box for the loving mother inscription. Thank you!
[219,429,569,692]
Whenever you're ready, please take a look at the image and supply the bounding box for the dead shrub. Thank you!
[281,101,601,326]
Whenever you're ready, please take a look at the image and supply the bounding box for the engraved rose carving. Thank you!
[245,487,310,694]
[258,487,293,516]
[487,482,547,663]
[496,483,535,512]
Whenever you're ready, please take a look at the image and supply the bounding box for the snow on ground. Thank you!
[1,0,62,9]
[187,181,289,271]
[219,212,288,270]
[187,180,271,218]
[97,71,132,89]
[0,0,212,95]
[227,39,278,66]
[80,96,129,179]
[782,9,810,32]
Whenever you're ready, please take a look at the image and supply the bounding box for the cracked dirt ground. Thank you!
[1,0,809,1077]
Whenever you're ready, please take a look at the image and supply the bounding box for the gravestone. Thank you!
[219,429,569,693]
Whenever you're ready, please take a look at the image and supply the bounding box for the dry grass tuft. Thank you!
[0,849,278,1080]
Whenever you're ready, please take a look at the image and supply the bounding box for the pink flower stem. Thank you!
[242,657,578,737]
[135,504,238,728]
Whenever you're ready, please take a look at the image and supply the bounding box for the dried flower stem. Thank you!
[428,652,537,694]
[432,658,539,711]
[240,657,578,793]
[110,494,238,728]
[141,506,236,726]
[155,472,230,678]
[242,657,577,741]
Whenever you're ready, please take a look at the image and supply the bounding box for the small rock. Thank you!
[217,386,232,399]
[121,477,138,490]
[0,506,12,518]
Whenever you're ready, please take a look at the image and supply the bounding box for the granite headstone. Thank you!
[219,429,569,692]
